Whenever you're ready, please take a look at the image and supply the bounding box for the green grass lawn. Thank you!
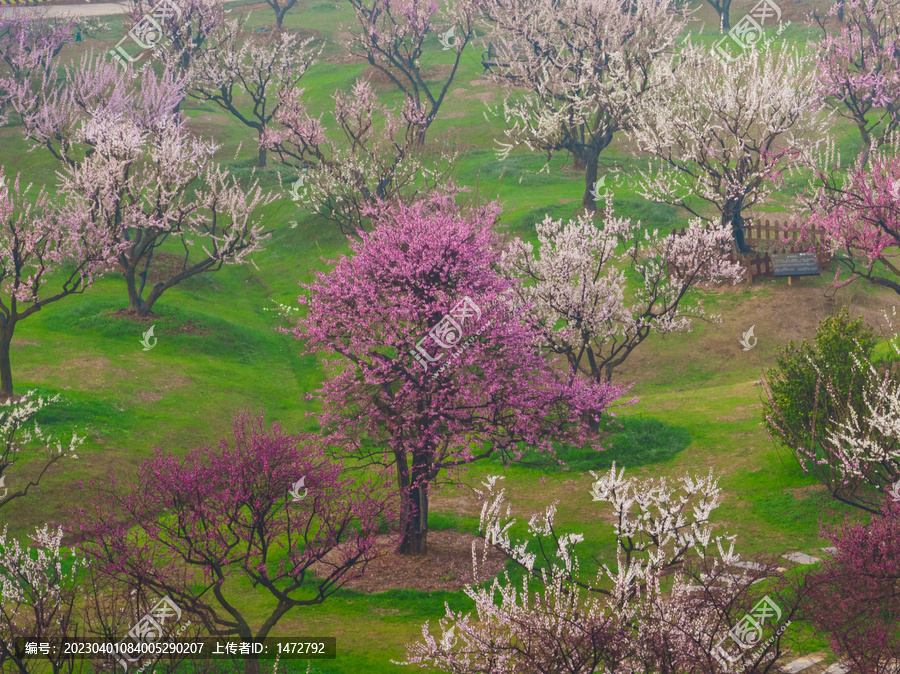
[0,0,893,670]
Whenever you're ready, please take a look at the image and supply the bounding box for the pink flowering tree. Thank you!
[263,78,456,237]
[11,54,276,317]
[501,205,745,390]
[0,525,85,673]
[632,39,827,253]
[129,0,225,80]
[70,410,395,674]
[0,170,123,398]
[805,492,900,671]
[0,11,75,123]
[481,0,689,212]
[807,151,900,296]
[186,13,320,167]
[291,194,624,556]
[402,467,806,671]
[342,0,480,146]
[813,0,900,165]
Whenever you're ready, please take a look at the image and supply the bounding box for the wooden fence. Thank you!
[670,219,832,282]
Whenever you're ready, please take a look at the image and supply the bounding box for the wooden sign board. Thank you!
[771,252,820,279]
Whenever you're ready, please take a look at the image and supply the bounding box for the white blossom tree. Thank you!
[0,525,84,673]
[263,79,457,237]
[480,0,690,212]
[501,204,744,391]
[630,39,828,253]
[764,345,900,515]
[401,468,803,672]
[0,392,83,510]
[187,13,320,167]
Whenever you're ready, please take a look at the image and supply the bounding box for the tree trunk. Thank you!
[721,9,730,31]
[124,264,146,316]
[244,658,261,674]
[398,482,428,555]
[276,10,285,30]
[582,152,600,213]
[122,258,162,317]
[858,122,872,167]
[0,325,14,401]
[723,199,751,254]
[258,142,267,169]
[395,449,429,556]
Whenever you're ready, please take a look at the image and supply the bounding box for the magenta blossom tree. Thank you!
[805,492,900,671]
[70,410,395,674]
[290,193,625,555]
[0,170,123,398]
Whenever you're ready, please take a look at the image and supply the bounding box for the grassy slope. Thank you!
[0,0,892,669]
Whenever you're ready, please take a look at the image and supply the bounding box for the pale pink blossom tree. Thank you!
[0,169,123,397]
[342,0,480,146]
[291,194,624,555]
[402,467,804,672]
[813,0,900,165]
[501,204,745,388]
[128,0,225,82]
[631,39,828,253]
[0,11,75,124]
[186,13,319,167]
[480,0,689,212]
[11,55,276,317]
[263,78,456,237]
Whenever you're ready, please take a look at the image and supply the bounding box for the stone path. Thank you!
[782,552,821,565]
[780,654,825,672]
